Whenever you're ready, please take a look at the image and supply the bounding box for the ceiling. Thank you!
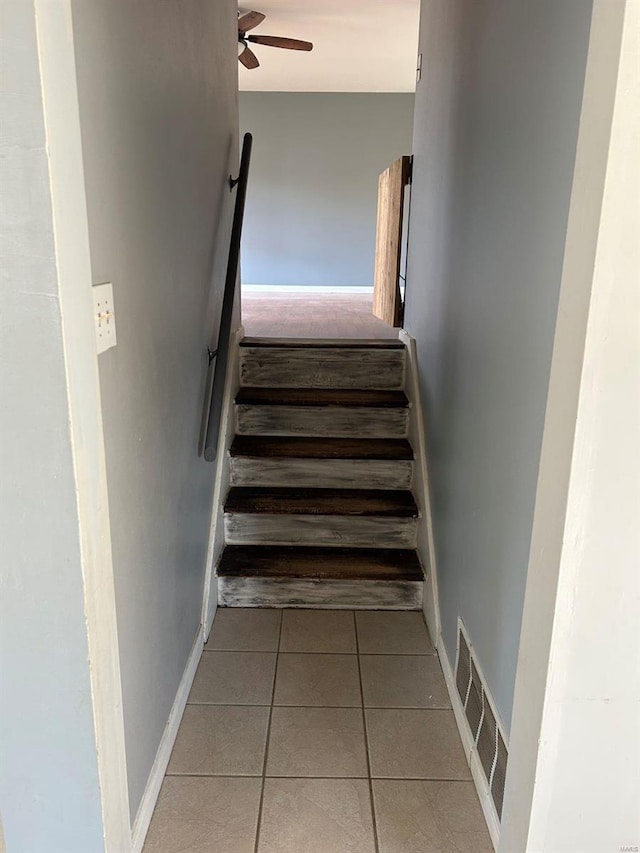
[238,0,420,92]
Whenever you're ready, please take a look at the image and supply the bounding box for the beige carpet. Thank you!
[241,292,399,340]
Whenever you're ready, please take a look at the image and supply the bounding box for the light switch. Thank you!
[93,282,117,354]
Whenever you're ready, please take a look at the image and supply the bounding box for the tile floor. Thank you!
[144,609,493,853]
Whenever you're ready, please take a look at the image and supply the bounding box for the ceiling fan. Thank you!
[237,10,313,69]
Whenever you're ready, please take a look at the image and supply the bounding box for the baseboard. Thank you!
[242,285,374,294]
[130,625,204,852]
[399,330,440,643]
[201,324,244,639]
[399,329,499,846]
[437,637,501,850]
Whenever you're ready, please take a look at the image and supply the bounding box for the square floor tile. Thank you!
[356,612,435,654]
[258,778,376,853]
[274,653,361,706]
[360,655,450,709]
[280,609,356,653]
[167,705,269,776]
[373,779,493,853]
[188,651,276,705]
[267,706,367,777]
[143,776,261,853]
[366,709,470,779]
[206,608,281,651]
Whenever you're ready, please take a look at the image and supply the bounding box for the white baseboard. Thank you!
[398,331,497,843]
[241,284,373,294]
[131,625,204,852]
[201,325,244,640]
[399,330,440,643]
[391,331,497,842]
[437,637,501,851]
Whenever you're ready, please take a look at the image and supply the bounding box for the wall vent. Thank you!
[455,621,508,820]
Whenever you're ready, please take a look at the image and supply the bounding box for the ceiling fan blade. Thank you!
[237,11,266,33]
[238,45,260,69]
[247,34,313,51]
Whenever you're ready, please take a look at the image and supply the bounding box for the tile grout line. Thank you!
[353,611,380,853]
[202,647,288,652]
[185,702,452,710]
[253,610,284,853]
[203,648,437,657]
[163,773,475,782]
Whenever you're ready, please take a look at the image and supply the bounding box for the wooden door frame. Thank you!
[35,2,132,846]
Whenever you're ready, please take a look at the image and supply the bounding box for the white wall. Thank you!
[502,0,639,848]
[239,93,414,287]
[1,1,128,848]
[70,0,239,819]
[404,0,594,729]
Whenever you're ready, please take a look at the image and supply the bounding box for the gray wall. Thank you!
[239,93,414,287]
[405,0,593,730]
[0,2,105,849]
[71,0,239,818]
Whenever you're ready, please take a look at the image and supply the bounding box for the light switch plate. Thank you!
[93,282,117,354]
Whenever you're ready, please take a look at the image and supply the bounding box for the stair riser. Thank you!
[224,514,417,549]
[240,347,405,389]
[235,405,408,438]
[229,457,413,490]
[218,577,423,609]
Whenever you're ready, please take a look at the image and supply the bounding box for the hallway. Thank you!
[144,609,492,852]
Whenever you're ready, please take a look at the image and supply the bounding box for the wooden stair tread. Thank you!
[224,487,419,517]
[236,387,409,408]
[230,436,414,460]
[218,546,424,581]
[241,337,404,349]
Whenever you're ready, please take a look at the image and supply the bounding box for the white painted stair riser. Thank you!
[235,404,409,438]
[229,457,413,490]
[224,513,418,548]
[240,347,406,389]
[218,577,423,610]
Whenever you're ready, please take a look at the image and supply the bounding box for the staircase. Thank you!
[217,338,424,609]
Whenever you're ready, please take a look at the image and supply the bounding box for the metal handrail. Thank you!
[204,132,253,461]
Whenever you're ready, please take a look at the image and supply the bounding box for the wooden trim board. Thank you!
[131,625,204,852]
[217,545,424,581]
[400,329,441,642]
[223,487,419,517]
[235,387,409,407]
[373,155,411,327]
[201,325,244,639]
[240,337,404,349]
[230,435,414,460]
[34,4,131,845]
[241,285,375,294]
